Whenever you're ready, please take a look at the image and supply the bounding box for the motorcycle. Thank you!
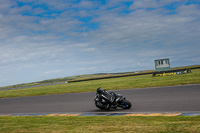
[94,89,131,110]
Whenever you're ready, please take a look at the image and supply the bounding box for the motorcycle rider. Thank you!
[95,87,117,110]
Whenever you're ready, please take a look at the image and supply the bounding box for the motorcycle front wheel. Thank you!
[119,99,131,109]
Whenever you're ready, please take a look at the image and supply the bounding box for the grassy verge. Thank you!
[0,74,117,90]
[0,116,200,133]
[0,69,200,98]
[1,65,199,90]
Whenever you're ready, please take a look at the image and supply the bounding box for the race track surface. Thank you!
[0,84,200,114]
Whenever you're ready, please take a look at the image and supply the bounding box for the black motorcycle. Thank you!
[94,88,131,110]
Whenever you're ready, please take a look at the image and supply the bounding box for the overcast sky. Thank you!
[0,0,200,87]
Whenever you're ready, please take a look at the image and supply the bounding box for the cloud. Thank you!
[129,0,183,10]
[130,0,159,9]
[76,0,95,9]
[0,0,200,86]
[89,2,200,46]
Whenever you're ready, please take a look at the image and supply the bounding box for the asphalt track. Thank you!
[0,84,200,115]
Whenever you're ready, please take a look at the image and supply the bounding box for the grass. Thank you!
[0,69,200,98]
[0,74,112,90]
[0,116,200,133]
[1,65,199,90]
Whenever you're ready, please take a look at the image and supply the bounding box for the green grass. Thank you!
[0,73,118,90]
[1,65,199,90]
[0,116,200,133]
[0,69,200,98]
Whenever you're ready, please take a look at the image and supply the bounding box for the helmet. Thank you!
[97,87,103,94]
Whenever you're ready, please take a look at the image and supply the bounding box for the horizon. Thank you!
[1,64,199,88]
[0,0,200,87]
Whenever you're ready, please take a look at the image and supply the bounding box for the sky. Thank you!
[0,0,200,87]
